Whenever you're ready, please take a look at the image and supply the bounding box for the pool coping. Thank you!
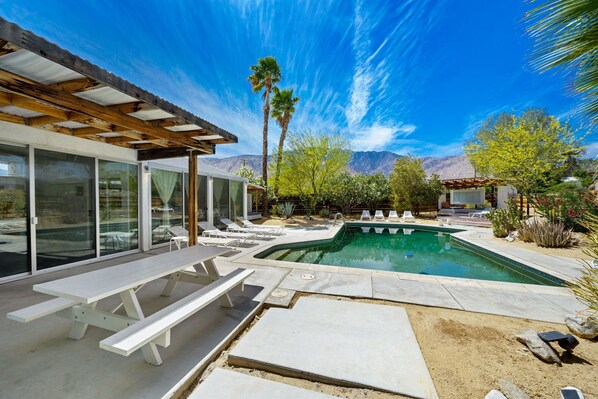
[230,222,578,290]
[226,221,584,323]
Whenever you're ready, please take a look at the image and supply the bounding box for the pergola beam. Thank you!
[0,68,212,153]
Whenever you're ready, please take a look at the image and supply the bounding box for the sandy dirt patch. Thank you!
[183,296,598,399]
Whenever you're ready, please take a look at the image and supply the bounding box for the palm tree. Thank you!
[248,56,282,215]
[271,87,300,195]
[527,0,598,124]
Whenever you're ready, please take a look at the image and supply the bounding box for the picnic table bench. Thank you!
[7,245,254,365]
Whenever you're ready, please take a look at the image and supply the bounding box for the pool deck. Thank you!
[0,220,588,398]
[225,221,586,324]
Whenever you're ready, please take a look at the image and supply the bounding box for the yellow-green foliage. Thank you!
[276,130,350,215]
[569,214,598,318]
[465,109,584,193]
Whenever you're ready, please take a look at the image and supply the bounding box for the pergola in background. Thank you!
[441,177,505,190]
[0,18,239,244]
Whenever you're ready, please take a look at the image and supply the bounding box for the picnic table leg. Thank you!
[161,273,181,297]
[119,289,163,366]
[200,259,234,308]
[68,302,97,340]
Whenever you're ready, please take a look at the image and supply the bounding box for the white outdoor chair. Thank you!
[401,211,416,222]
[360,210,371,221]
[220,218,271,238]
[373,210,385,221]
[236,217,285,235]
[468,207,492,218]
[199,221,256,243]
[387,210,400,222]
[167,226,239,250]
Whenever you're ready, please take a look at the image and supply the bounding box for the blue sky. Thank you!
[2,0,596,158]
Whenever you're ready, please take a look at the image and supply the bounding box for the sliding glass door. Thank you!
[0,144,29,278]
[99,160,138,255]
[35,150,96,270]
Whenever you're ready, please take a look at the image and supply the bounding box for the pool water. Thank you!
[258,226,562,286]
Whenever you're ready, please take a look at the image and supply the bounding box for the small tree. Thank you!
[328,173,366,215]
[465,109,584,195]
[360,174,391,213]
[277,130,350,216]
[389,156,443,215]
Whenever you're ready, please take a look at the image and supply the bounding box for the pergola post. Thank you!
[188,154,198,246]
[242,181,248,219]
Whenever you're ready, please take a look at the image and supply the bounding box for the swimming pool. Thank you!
[257,225,563,286]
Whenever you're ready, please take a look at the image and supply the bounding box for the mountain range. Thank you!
[202,151,476,180]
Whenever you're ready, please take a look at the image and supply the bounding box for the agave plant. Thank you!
[569,214,598,319]
[281,202,296,219]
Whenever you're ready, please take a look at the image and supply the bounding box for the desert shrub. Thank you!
[281,202,295,219]
[526,219,574,248]
[270,204,282,217]
[569,214,598,318]
[532,191,598,232]
[487,199,520,238]
[319,206,332,219]
[0,188,25,216]
[517,218,536,243]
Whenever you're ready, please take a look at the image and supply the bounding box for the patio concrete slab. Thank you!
[0,251,271,399]
[446,285,575,323]
[278,269,372,298]
[189,368,341,399]
[372,274,463,309]
[229,297,438,398]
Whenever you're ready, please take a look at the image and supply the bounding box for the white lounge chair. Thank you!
[167,226,239,250]
[401,211,416,222]
[373,210,385,221]
[220,218,272,238]
[236,217,285,235]
[199,221,256,243]
[468,207,492,218]
[387,210,400,222]
[360,210,371,221]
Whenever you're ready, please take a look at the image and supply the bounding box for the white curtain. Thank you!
[152,169,178,225]
[229,181,241,219]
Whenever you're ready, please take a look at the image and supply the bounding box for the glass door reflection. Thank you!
[0,144,29,278]
[35,150,95,269]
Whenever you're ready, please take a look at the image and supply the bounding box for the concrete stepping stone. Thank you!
[189,368,341,399]
[229,297,438,399]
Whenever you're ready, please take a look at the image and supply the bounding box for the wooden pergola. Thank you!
[441,177,505,190]
[0,18,240,244]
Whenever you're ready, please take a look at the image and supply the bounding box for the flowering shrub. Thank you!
[532,191,598,232]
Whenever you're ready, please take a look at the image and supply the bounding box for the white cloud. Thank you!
[351,123,416,151]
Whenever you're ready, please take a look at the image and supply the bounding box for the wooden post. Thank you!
[188,153,198,246]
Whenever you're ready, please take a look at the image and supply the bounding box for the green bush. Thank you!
[532,191,598,232]
[319,206,332,219]
[270,204,282,217]
[569,214,598,319]
[487,199,519,238]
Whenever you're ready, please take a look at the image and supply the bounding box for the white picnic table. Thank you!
[9,245,253,365]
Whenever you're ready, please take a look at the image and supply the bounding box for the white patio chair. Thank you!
[167,226,239,250]
[387,210,400,222]
[401,211,416,222]
[236,217,285,235]
[220,218,271,238]
[373,210,385,221]
[198,221,256,243]
[360,210,371,221]
[469,207,492,218]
